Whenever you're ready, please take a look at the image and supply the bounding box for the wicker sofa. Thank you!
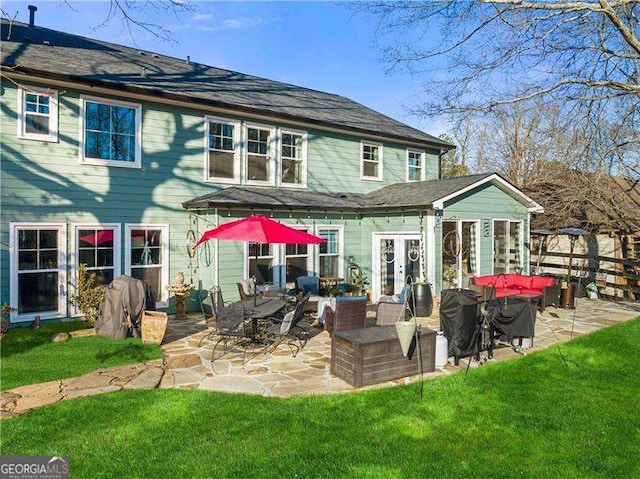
[469,274,560,310]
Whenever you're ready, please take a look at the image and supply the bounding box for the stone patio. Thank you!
[2,297,639,417]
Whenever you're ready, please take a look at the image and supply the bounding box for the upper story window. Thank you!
[246,124,274,185]
[81,96,141,169]
[280,130,307,187]
[361,141,383,181]
[206,117,239,183]
[407,149,425,182]
[17,86,59,142]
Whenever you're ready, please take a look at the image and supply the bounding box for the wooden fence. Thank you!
[530,251,640,301]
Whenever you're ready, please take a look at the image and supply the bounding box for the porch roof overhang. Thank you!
[182,173,544,215]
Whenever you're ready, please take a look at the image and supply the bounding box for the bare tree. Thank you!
[360,0,640,179]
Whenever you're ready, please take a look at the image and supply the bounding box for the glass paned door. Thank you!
[375,234,421,300]
[13,225,66,319]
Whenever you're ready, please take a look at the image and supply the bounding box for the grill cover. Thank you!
[439,289,480,358]
[96,275,155,339]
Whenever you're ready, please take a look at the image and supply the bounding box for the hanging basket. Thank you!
[141,311,168,345]
[395,320,416,357]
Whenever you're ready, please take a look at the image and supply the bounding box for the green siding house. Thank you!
[0,19,542,324]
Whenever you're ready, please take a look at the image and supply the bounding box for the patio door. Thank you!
[373,234,422,301]
[10,223,67,322]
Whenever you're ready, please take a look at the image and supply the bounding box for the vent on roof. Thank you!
[24,36,31,42]
[152,53,159,58]
[334,192,347,199]
[28,5,37,28]
[138,51,145,55]
[43,40,50,46]
[186,55,190,64]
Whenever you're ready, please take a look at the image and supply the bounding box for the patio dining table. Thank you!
[237,298,288,340]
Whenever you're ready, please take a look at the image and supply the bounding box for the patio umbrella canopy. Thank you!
[194,215,326,304]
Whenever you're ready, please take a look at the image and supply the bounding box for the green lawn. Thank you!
[2,318,639,478]
[1,321,163,390]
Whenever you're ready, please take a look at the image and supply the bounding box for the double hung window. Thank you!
[317,227,342,278]
[246,125,273,184]
[206,118,239,182]
[248,243,274,285]
[407,149,424,182]
[17,86,58,141]
[361,142,383,180]
[75,226,120,286]
[280,130,306,187]
[125,225,169,305]
[81,96,141,168]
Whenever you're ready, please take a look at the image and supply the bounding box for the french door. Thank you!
[373,234,422,300]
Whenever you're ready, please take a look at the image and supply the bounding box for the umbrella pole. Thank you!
[254,244,258,307]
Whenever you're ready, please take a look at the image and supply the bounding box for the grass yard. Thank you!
[2,317,639,478]
[1,321,163,390]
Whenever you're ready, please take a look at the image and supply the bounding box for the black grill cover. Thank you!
[439,289,480,358]
[486,299,536,338]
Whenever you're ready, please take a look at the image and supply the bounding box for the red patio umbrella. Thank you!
[194,215,326,304]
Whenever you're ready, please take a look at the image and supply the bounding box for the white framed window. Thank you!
[17,86,59,142]
[245,123,275,185]
[125,224,169,306]
[205,116,240,183]
[361,141,383,181]
[246,243,275,285]
[279,129,307,188]
[9,223,67,322]
[316,225,344,278]
[407,149,425,182]
[80,95,142,168]
[72,224,121,289]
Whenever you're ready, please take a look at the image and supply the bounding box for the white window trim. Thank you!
[491,219,524,275]
[124,224,170,307]
[361,141,384,181]
[9,222,68,323]
[204,115,241,184]
[315,224,344,278]
[406,148,425,182]
[278,128,308,189]
[17,85,59,142]
[79,95,142,169]
[70,223,122,317]
[244,122,276,186]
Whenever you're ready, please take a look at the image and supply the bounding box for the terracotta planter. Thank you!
[141,311,168,345]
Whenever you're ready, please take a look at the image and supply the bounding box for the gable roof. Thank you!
[183,173,543,213]
[1,19,453,149]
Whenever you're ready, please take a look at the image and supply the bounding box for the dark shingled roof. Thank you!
[183,173,496,211]
[1,20,452,148]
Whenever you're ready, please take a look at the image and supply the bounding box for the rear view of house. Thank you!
[1,18,542,324]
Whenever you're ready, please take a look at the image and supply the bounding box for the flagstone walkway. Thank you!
[2,298,638,418]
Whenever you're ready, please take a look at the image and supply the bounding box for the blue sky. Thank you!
[2,1,448,137]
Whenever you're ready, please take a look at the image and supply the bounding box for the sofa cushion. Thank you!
[530,276,554,289]
[506,274,532,289]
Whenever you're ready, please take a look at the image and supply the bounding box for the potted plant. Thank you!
[350,270,369,296]
[443,265,458,290]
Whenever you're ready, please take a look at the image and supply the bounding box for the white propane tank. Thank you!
[435,331,448,367]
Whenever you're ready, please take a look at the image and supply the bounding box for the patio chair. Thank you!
[199,286,232,345]
[265,293,311,357]
[237,279,260,301]
[379,283,412,306]
[210,303,253,363]
[296,276,322,312]
[324,296,367,334]
[375,301,409,326]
